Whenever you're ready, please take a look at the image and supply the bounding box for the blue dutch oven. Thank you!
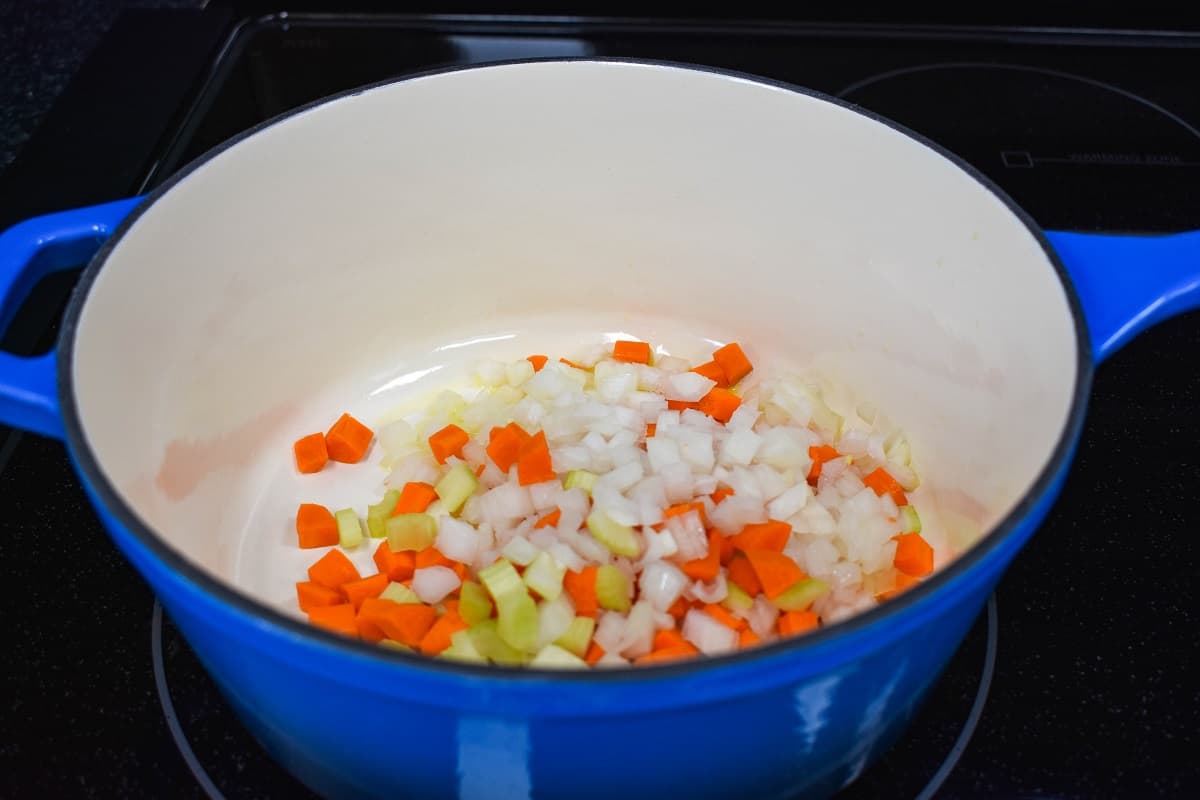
[0,60,1196,799]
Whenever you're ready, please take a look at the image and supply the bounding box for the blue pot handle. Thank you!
[1046,229,1200,363]
[0,198,141,438]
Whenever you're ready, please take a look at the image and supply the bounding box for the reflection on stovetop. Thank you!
[2,13,1197,800]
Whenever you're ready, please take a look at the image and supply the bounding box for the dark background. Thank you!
[1,2,1198,798]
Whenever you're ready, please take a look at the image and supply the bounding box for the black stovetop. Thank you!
[1,6,1197,799]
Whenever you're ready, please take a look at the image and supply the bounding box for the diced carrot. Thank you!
[612,340,651,364]
[442,597,460,614]
[691,360,728,387]
[564,566,599,617]
[807,444,840,483]
[308,604,358,638]
[727,553,763,596]
[704,603,747,631]
[340,573,389,611]
[667,596,691,620]
[428,424,470,465]
[392,481,438,515]
[730,520,792,553]
[719,535,738,565]
[893,532,934,577]
[778,610,819,638]
[486,424,524,473]
[373,541,415,582]
[534,508,562,529]
[742,548,806,599]
[415,546,468,580]
[711,487,735,504]
[356,612,386,643]
[738,628,761,648]
[419,608,469,655]
[324,413,374,463]
[293,433,328,474]
[680,530,722,581]
[653,628,690,650]
[584,641,606,665]
[663,501,708,528]
[296,581,342,614]
[527,355,549,372]
[560,358,589,371]
[645,423,656,438]
[637,644,699,664]
[516,430,556,486]
[863,467,908,506]
[358,598,437,647]
[307,549,361,589]
[713,342,753,385]
[876,572,921,601]
[295,503,339,549]
[697,387,741,423]
[667,399,701,411]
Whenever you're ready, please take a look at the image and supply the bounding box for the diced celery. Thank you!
[772,578,830,612]
[366,489,401,538]
[900,505,922,534]
[466,620,528,666]
[378,639,412,652]
[380,582,421,604]
[722,581,754,612]
[385,513,436,551]
[436,463,478,515]
[522,551,566,601]
[595,564,632,612]
[586,510,640,557]
[530,644,588,669]
[334,508,364,549]
[479,559,539,653]
[439,629,486,663]
[459,581,493,625]
[554,616,595,658]
[564,469,597,495]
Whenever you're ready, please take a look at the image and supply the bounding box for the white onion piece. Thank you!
[528,527,558,550]
[547,541,585,573]
[838,429,870,457]
[480,482,534,525]
[655,355,690,374]
[646,436,682,473]
[593,612,626,653]
[527,480,563,512]
[377,418,416,458]
[719,428,762,467]
[474,359,507,386]
[617,601,656,658]
[506,359,535,387]
[659,462,694,503]
[710,495,768,534]
[682,609,738,655]
[689,572,728,604]
[692,474,719,496]
[746,595,780,638]
[386,453,440,489]
[726,403,760,431]
[640,527,679,563]
[557,488,590,521]
[768,483,811,520]
[598,461,644,492]
[664,372,716,402]
[638,561,688,611]
[757,427,812,471]
[434,516,479,564]
[412,567,460,604]
[666,511,708,561]
[596,651,630,667]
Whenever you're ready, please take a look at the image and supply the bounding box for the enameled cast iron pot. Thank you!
[1,61,1197,799]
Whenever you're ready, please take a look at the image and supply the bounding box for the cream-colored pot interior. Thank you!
[71,61,1077,612]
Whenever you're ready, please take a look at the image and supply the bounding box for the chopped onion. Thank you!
[501,535,539,566]
[746,595,780,638]
[638,561,688,611]
[617,601,656,658]
[593,612,626,652]
[412,566,460,604]
[528,479,563,512]
[640,527,679,563]
[480,482,534,525]
[537,593,577,649]
[688,572,728,604]
[768,482,810,520]
[664,372,716,402]
[434,516,480,564]
[710,495,767,534]
[682,609,738,654]
[666,511,708,561]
